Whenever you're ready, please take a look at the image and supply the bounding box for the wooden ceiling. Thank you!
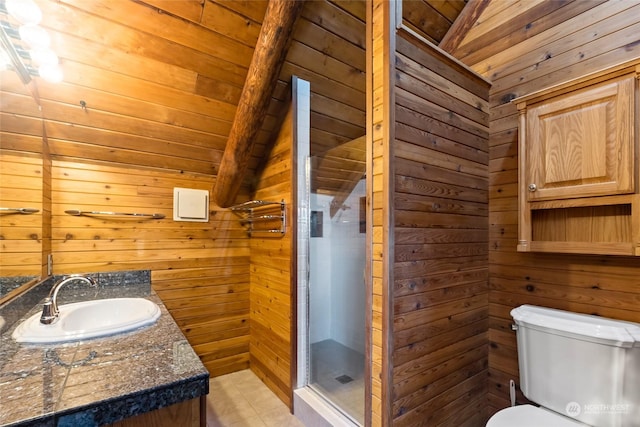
[4,0,621,208]
[450,0,632,99]
[404,0,468,45]
[1,0,472,207]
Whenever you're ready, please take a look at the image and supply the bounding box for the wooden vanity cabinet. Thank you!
[109,396,205,427]
[516,60,640,256]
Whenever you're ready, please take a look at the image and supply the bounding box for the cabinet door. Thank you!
[525,76,635,201]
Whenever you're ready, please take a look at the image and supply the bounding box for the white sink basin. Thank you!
[12,298,161,344]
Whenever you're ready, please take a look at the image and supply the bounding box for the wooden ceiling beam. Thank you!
[438,0,490,54]
[213,0,304,208]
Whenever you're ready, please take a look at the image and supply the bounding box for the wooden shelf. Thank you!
[520,241,640,257]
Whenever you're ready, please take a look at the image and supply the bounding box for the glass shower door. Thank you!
[308,168,366,424]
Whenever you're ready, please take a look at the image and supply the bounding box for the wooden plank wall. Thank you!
[0,152,42,277]
[2,0,365,393]
[2,0,267,380]
[249,105,294,409]
[0,73,44,279]
[0,73,43,155]
[390,28,490,427]
[456,0,640,416]
[52,159,249,375]
[370,2,490,425]
[50,158,251,377]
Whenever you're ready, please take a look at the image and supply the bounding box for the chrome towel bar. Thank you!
[230,200,285,236]
[0,207,40,214]
[64,210,165,219]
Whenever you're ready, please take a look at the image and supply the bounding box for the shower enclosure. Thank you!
[308,180,366,424]
[293,76,367,426]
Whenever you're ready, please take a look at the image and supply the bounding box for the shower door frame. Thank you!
[291,69,372,427]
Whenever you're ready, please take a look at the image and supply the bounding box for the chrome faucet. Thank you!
[40,274,98,324]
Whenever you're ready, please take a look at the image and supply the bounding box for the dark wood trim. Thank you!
[438,0,490,54]
[382,1,396,425]
[213,0,304,208]
[200,395,206,427]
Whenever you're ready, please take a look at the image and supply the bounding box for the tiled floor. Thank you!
[206,341,364,427]
[206,369,304,427]
[310,339,364,424]
[311,340,364,424]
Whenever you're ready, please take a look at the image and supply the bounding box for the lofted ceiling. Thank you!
[3,0,607,207]
[1,0,469,208]
[450,0,612,72]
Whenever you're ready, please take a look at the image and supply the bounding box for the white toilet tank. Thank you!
[511,305,640,427]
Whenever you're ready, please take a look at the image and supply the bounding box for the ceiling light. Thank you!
[2,0,63,85]
[29,47,57,66]
[5,0,42,25]
[38,62,63,83]
[18,24,50,48]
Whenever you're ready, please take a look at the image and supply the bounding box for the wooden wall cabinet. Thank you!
[516,60,640,256]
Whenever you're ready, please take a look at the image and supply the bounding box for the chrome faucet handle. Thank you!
[40,297,58,324]
[40,274,99,325]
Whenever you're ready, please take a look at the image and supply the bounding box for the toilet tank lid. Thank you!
[511,305,640,348]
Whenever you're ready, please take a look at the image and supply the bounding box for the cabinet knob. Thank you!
[528,184,537,192]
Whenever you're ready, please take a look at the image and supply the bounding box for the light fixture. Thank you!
[38,63,62,83]
[5,0,42,25]
[0,24,31,83]
[1,0,63,83]
[19,24,50,48]
[29,47,57,66]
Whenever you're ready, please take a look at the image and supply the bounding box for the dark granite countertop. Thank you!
[0,271,209,427]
